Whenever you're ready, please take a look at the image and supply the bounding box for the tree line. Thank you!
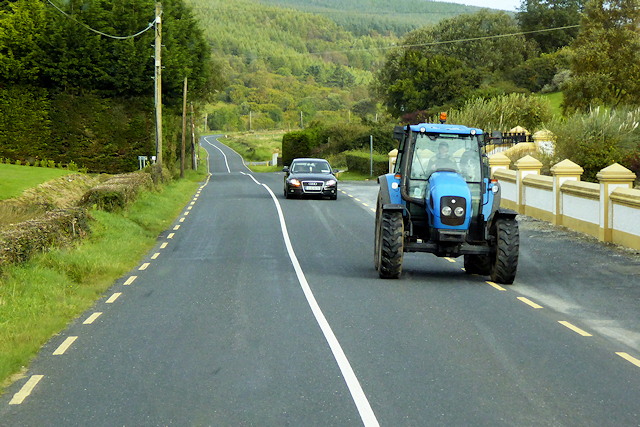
[0,0,218,173]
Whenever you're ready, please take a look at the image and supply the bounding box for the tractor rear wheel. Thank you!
[464,254,492,275]
[490,217,519,284]
[377,210,404,279]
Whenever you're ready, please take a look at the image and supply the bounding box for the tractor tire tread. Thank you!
[378,211,403,279]
[490,218,519,284]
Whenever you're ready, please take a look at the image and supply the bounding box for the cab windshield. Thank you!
[407,133,483,215]
[409,133,481,182]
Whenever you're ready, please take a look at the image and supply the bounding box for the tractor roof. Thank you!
[407,123,484,135]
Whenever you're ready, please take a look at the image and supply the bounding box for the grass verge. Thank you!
[0,168,208,392]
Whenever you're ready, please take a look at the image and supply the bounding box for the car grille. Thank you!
[302,180,324,193]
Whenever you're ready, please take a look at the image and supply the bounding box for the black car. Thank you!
[283,158,339,200]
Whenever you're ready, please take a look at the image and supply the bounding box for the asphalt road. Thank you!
[1,135,640,426]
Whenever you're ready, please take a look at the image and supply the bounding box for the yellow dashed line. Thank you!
[160,242,168,249]
[167,233,175,239]
[445,257,456,263]
[616,352,640,368]
[486,281,506,291]
[53,336,77,355]
[173,225,180,230]
[558,321,592,337]
[83,312,102,324]
[139,263,150,271]
[123,276,137,286]
[354,198,361,201]
[179,217,185,222]
[518,297,543,309]
[9,375,44,405]
[151,253,160,260]
[106,293,121,304]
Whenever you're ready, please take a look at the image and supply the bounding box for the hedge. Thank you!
[345,150,389,176]
[0,208,90,269]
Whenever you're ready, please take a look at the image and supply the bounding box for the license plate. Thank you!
[305,185,321,191]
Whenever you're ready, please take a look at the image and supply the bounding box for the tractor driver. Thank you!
[427,141,457,174]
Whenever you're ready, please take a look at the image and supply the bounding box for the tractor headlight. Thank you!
[441,206,452,216]
[289,178,301,187]
[454,206,465,217]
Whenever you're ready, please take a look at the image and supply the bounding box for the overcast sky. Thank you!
[438,0,521,12]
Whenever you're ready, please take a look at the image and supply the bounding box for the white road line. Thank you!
[83,312,102,324]
[203,136,231,173]
[9,375,44,405]
[53,336,77,355]
[261,182,380,427]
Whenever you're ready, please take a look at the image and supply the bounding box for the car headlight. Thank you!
[289,178,301,187]
[325,179,337,187]
[454,206,465,217]
[441,206,452,216]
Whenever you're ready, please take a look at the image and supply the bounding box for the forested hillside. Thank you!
[185,0,495,131]
[247,0,485,36]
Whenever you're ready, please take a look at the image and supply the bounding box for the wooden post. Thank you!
[154,2,163,181]
[181,76,187,178]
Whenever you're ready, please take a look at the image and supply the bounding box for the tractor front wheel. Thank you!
[377,209,404,279]
[490,217,519,284]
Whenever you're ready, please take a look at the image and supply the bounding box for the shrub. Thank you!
[68,161,78,171]
[545,106,640,182]
[344,150,389,176]
[79,172,154,212]
[48,160,55,168]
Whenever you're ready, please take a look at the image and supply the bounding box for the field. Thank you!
[0,163,74,200]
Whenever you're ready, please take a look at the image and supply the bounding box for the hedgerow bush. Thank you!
[545,106,640,183]
[79,172,154,212]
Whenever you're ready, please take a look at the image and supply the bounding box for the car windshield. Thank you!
[291,161,331,174]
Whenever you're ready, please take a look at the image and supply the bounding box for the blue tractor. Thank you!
[374,119,519,284]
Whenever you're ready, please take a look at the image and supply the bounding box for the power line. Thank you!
[307,24,581,55]
[45,0,157,40]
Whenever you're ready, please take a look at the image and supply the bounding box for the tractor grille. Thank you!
[440,196,466,226]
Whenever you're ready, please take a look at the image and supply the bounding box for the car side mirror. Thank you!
[333,169,339,175]
[282,166,290,173]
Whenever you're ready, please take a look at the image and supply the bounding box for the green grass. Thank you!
[0,164,208,391]
[0,163,74,200]
[541,91,564,118]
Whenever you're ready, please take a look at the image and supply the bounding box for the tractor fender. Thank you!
[377,173,403,205]
[486,207,518,234]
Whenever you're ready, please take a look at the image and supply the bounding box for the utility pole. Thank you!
[190,102,196,170]
[181,76,187,178]
[154,2,163,180]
